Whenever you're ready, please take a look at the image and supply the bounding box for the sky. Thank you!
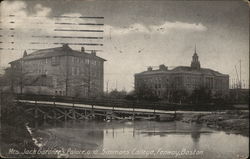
[0,0,249,91]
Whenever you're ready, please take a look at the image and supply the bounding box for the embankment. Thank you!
[180,110,249,136]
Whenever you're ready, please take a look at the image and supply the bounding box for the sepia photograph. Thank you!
[0,0,249,158]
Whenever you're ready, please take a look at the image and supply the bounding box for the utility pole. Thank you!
[115,80,117,90]
[106,80,109,94]
[235,65,240,89]
[88,59,91,97]
[20,58,23,95]
[240,60,242,89]
[65,51,69,96]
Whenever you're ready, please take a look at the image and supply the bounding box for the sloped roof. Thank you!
[172,66,227,76]
[9,45,106,64]
[135,69,172,76]
[136,66,228,77]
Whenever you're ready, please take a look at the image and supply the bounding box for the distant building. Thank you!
[9,44,106,97]
[134,48,229,98]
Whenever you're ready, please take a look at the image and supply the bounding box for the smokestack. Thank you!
[81,47,85,52]
[159,64,168,71]
[23,50,27,57]
[147,66,153,71]
[91,50,96,56]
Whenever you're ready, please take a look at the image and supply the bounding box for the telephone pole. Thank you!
[88,60,91,97]
[106,80,109,94]
[115,80,118,90]
[240,60,242,89]
[65,51,69,96]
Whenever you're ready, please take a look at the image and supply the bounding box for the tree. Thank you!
[107,89,127,99]
[135,82,159,101]
[125,90,137,101]
[189,87,212,104]
[172,89,189,103]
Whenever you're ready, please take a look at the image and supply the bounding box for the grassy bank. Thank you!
[180,110,249,136]
[0,93,39,158]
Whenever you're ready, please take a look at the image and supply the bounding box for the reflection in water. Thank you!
[191,123,202,150]
[31,120,249,159]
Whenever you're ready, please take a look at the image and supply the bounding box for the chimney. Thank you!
[81,47,85,52]
[23,50,27,57]
[159,64,168,71]
[62,44,71,50]
[91,50,96,56]
[147,66,153,71]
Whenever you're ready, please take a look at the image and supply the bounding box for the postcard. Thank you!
[0,0,249,158]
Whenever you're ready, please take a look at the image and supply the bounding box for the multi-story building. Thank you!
[134,48,229,98]
[9,44,106,97]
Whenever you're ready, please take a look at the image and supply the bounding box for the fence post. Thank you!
[174,105,177,119]
[72,108,76,120]
[34,100,38,119]
[91,104,94,119]
[53,95,55,106]
[154,105,156,120]
[132,102,135,121]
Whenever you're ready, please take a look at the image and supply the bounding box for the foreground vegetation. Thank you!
[0,92,39,158]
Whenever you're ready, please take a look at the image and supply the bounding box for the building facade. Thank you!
[134,49,229,98]
[9,44,106,97]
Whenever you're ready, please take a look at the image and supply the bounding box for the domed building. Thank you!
[134,47,229,99]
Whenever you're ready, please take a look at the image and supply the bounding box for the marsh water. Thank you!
[29,120,249,158]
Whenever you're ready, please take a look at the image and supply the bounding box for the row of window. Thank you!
[23,56,101,67]
[141,77,166,83]
[185,76,201,84]
[205,77,214,89]
[154,90,162,96]
[71,56,99,65]
[34,68,48,75]
[71,66,101,77]
[55,90,65,96]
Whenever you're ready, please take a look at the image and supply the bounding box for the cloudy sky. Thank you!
[0,0,249,91]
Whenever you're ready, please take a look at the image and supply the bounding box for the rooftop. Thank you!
[9,44,106,64]
[136,49,228,77]
[136,66,228,77]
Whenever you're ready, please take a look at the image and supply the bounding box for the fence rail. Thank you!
[12,93,247,111]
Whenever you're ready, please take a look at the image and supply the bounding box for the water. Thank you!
[29,120,249,158]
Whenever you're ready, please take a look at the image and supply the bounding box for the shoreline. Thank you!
[178,110,249,137]
[1,110,248,158]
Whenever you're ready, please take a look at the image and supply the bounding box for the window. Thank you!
[51,56,59,66]
[53,77,57,88]
[77,68,80,75]
[72,67,75,76]
[85,59,90,64]
[75,67,79,75]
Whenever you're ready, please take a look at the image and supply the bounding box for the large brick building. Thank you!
[9,44,106,97]
[134,48,229,98]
